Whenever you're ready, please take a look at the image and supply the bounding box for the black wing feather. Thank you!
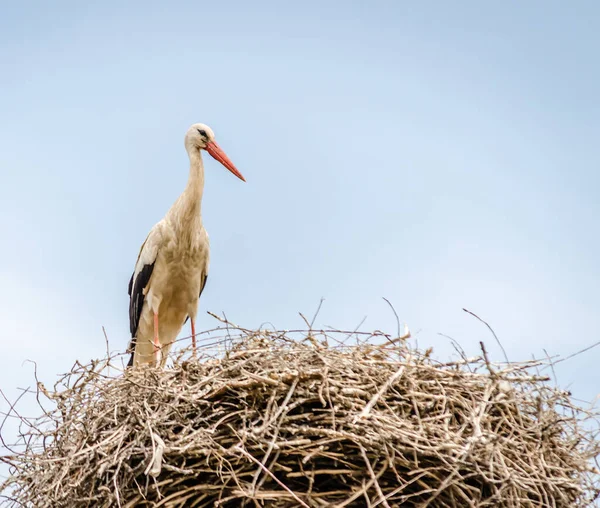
[127,263,155,367]
[199,273,208,298]
[184,273,208,325]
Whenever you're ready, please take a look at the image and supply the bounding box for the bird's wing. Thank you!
[184,230,210,326]
[199,273,208,298]
[127,222,164,363]
[199,229,210,298]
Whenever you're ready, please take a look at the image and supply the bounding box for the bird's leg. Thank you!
[153,311,160,365]
[191,318,197,359]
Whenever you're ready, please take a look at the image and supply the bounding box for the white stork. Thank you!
[127,123,245,367]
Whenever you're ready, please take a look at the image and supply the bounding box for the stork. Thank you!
[127,123,245,367]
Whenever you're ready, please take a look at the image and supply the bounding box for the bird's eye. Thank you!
[197,129,207,137]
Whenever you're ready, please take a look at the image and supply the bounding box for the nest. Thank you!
[1,326,599,507]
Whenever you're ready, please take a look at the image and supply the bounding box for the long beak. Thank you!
[205,141,246,182]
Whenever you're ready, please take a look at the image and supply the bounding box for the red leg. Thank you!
[191,317,197,359]
[153,311,160,365]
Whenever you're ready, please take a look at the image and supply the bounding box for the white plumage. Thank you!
[127,123,245,367]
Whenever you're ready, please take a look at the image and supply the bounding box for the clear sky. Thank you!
[1,0,599,476]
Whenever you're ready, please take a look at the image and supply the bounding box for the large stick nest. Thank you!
[1,326,599,507]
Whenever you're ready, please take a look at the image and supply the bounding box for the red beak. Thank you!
[205,141,246,182]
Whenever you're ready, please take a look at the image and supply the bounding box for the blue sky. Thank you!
[1,0,599,474]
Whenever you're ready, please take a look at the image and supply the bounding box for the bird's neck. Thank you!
[186,150,205,203]
[171,150,205,231]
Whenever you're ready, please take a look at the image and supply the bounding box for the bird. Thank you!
[127,123,245,368]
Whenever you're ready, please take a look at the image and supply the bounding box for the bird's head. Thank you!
[184,123,245,182]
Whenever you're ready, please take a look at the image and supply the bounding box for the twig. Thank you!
[438,333,472,372]
[310,298,325,329]
[357,363,407,420]
[0,388,30,455]
[234,444,310,508]
[298,312,311,329]
[554,339,600,365]
[252,378,299,491]
[360,445,391,508]
[463,308,509,363]
[543,348,558,387]
[382,297,400,338]
[479,342,496,378]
